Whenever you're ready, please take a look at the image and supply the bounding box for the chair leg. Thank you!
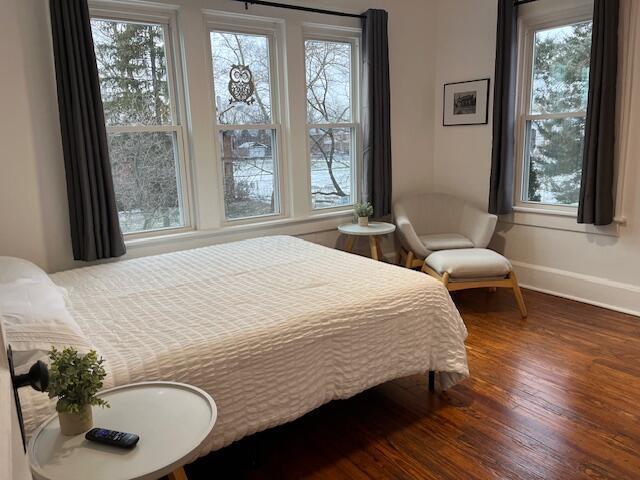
[509,271,527,318]
[405,250,415,268]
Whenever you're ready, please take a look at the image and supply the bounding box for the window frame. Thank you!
[205,18,288,225]
[89,3,194,239]
[514,6,593,214]
[303,26,361,213]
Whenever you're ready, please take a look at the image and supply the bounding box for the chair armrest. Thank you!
[393,205,431,259]
[460,205,497,248]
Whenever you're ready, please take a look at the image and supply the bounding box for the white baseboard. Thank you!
[511,260,640,318]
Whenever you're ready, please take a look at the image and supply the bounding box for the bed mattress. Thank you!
[21,235,468,456]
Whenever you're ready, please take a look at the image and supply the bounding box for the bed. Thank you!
[16,235,469,456]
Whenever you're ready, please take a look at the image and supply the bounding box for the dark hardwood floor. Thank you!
[184,288,640,479]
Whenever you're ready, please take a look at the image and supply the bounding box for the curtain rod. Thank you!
[232,0,365,19]
[236,0,532,17]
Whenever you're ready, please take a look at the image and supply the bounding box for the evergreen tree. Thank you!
[92,20,179,232]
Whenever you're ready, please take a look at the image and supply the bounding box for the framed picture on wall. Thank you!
[443,78,490,126]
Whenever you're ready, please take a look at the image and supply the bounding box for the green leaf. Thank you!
[47,347,109,413]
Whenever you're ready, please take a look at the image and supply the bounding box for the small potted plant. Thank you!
[354,201,374,227]
[47,346,109,435]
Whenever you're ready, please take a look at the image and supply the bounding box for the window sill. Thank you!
[124,210,355,252]
[499,206,624,237]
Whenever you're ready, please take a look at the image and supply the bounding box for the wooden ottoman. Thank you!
[422,248,527,318]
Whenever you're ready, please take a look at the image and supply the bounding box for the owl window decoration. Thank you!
[228,64,256,105]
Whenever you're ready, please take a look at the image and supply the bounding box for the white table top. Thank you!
[28,382,217,480]
[338,221,396,236]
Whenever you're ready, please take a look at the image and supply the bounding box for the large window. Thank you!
[87,6,362,241]
[91,16,188,235]
[209,30,281,220]
[517,18,593,208]
[305,38,357,209]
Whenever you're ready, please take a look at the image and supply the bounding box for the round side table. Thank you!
[28,382,217,480]
[338,221,396,261]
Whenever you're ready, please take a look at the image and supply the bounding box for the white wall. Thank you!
[432,0,640,315]
[0,0,436,272]
[0,0,71,274]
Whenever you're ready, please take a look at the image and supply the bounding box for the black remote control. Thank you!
[85,428,139,449]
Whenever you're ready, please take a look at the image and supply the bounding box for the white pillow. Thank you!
[0,281,93,372]
[0,256,54,287]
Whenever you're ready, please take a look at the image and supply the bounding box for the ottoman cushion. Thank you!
[426,248,512,280]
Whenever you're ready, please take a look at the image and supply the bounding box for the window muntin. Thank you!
[91,17,188,234]
[210,30,281,220]
[305,38,356,209]
[519,20,592,207]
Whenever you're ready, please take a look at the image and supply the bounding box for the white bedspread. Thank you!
[21,236,468,455]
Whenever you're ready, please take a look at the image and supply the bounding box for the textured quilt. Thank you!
[21,235,468,456]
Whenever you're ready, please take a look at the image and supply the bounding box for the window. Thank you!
[209,30,281,220]
[517,18,592,208]
[91,16,189,235]
[305,38,357,210]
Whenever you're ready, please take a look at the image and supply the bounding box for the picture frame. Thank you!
[443,78,490,126]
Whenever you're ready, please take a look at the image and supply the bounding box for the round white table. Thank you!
[338,221,396,261]
[28,382,217,480]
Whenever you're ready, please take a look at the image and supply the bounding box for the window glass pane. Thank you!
[531,21,592,114]
[220,129,278,219]
[309,128,352,209]
[305,40,352,124]
[523,117,585,206]
[91,19,172,126]
[108,132,184,233]
[210,32,272,125]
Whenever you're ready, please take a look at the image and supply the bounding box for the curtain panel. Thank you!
[50,0,126,260]
[488,0,518,215]
[361,9,392,218]
[578,0,619,225]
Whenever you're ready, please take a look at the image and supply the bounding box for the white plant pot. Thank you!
[58,404,93,436]
[358,216,369,227]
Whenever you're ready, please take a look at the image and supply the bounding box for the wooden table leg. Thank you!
[345,235,356,253]
[169,467,188,480]
[369,236,379,261]
[374,236,383,261]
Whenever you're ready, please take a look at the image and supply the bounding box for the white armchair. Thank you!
[393,192,497,268]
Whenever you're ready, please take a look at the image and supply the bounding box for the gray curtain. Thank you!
[362,9,392,218]
[50,0,125,260]
[488,0,518,215]
[578,0,619,225]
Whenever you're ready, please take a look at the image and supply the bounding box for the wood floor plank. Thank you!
[185,289,640,480]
